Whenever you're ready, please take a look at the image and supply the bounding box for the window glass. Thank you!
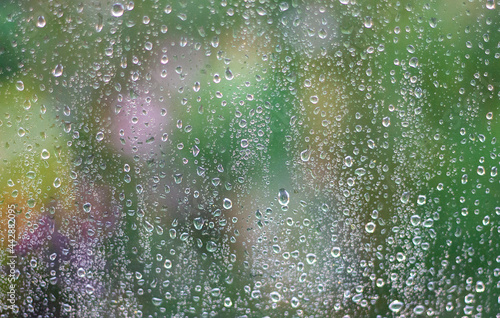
[0,0,498,317]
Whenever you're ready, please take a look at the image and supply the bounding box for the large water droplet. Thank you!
[111,3,125,17]
[365,222,376,233]
[278,188,289,206]
[389,300,404,313]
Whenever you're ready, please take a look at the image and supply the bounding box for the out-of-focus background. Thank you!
[0,0,498,317]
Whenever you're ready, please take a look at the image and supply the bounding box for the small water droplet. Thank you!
[389,300,404,313]
[477,165,485,176]
[270,291,281,302]
[18,127,26,137]
[417,195,426,205]
[111,3,125,17]
[410,215,421,226]
[96,131,104,141]
[365,222,376,233]
[53,177,61,188]
[83,202,92,213]
[164,259,172,269]
[300,148,311,162]
[41,149,50,160]
[409,57,419,68]
[225,67,233,80]
[152,297,163,306]
[52,64,63,77]
[193,81,200,92]
[223,198,232,209]
[206,240,217,252]
[36,16,46,28]
[344,156,353,167]
[193,217,204,230]
[306,253,317,264]
[16,81,24,91]
[400,192,410,204]
[331,247,341,258]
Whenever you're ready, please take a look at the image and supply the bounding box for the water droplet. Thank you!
[344,156,353,167]
[476,281,485,292]
[164,259,172,269]
[278,188,289,206]
[52,64,63,77]
[111,3,125,17]
[331,247,341,258]
[225,67,233,80]
[291,296,300,308]
[206,240,217,252]
[27,198,36,208]
[152,297,163,306]
[310,95,319,104]
[410,215,421,226]
[409,57,419,68]
[382,117,391,127]
[193,217,204,230]
[486,0,495,9]
[318,28,327,39]
[364,16,373,28]
[400,192,410,204]
[53,177,61,188]
[417,195,426,205]
[83,202,92,213]
[85,284,95,295]
[365,222,376,233]
[414,305,425,315]
[193,81,201,92]
[36,16,46,28]
[300,148,311,162]
[354,168,366,176]
[270,291,281,302]
[389,300,404,313]
[77,267,86,277]
[477,165,485,175]
[223,198,232,209]
[16,81,24,91]
[18,127,26,137]
[306,253,317,264]
[96,131,104,141]
[41,149,50,160]
[240,139,249,148]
